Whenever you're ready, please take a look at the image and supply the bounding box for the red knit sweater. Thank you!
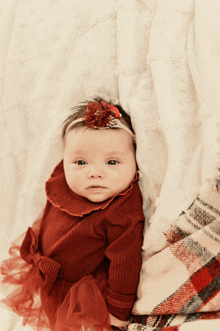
[20,161,145,324]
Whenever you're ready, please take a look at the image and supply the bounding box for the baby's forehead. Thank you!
[66,126,132,145]
[70,148,128,156]
[64,126,135,158]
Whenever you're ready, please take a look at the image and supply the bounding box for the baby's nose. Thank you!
[88,166,104,178]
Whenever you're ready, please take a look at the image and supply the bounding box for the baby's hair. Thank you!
[62,97,135,141]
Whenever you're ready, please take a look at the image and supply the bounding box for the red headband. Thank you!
[65,100,135,141]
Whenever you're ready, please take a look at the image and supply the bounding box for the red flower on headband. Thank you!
[85,100,121,128]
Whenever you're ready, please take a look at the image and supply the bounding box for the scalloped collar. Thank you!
[45,160,139,217]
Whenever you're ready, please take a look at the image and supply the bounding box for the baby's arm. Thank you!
[32,209,44,227]
[29,209,44,238]
[105,214,144,326]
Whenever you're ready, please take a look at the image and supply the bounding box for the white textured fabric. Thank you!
[1,0,220,330]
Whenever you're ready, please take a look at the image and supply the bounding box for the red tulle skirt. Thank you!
[0,241,111,331]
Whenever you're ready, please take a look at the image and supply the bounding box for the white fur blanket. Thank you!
[1,0,220,330]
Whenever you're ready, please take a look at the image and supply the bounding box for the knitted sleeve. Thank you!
[104,190,144,321]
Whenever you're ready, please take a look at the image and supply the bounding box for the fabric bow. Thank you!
[85,100,121,128]
[20,227,61,295]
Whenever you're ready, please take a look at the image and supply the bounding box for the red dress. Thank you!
[0,161,144,331]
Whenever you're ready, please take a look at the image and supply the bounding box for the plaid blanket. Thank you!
[127,179,220,331]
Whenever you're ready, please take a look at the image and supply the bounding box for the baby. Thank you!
[1,99,145,331]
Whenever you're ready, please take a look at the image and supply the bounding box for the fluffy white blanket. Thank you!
[1,0,220,330]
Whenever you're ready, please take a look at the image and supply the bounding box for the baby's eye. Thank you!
[107,160,119,165]
[75,160,87,165]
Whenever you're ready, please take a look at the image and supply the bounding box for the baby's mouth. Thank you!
[86,186,106,191]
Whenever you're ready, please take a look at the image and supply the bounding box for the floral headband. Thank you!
[65,100,135,141]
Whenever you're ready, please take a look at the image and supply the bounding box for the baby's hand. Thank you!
[109,313,129,330]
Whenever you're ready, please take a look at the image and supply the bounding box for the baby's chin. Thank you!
[86,195,111,203]
[82,187,114,203]
[85,188,128,203]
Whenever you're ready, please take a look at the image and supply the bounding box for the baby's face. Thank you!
[63,127,137,203]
